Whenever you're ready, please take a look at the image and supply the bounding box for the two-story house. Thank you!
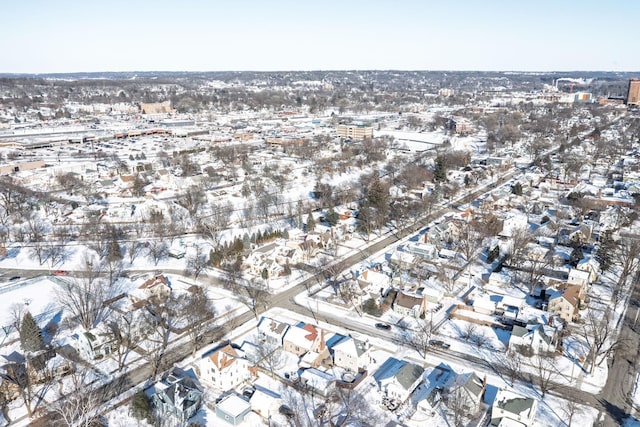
[490,388,538,427]
[198,344,251,391]
[547,284,582,323]
[146,367,203,424]
[373,357,424,403]
[257,317,290,347]
[329,336,371,373]
[393,291,427,318]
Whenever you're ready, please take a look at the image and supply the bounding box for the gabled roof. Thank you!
[396,362,425,390]
[394,292,423,310]
[207,344,241,371]
[448,372,485,399]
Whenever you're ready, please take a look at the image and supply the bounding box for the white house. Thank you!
[473,297,497,315]
[71,327,113,360]
[300,368,335,397]
[500,212,528,237]
[356,269,390,294]
[373,357,424,403]
[199,344,251,391]
[250,386,282,421]
[509,325,557,355]
[576,257,599,283]
[257,317,290,347]
[330,336,371,373]
[490,388,538,427]
[567,268,591,289]
[488,272,510,288]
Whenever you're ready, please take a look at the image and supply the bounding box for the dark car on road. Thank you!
[429,339,450,349]
[375,323,391,330]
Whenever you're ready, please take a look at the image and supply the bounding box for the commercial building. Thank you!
[337,123,373,140]
[627,79,640,106]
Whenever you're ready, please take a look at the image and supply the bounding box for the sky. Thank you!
[1,0,638,74]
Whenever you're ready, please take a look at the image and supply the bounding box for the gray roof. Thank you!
[396,362,425,390]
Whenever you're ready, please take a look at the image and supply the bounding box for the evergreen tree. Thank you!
[434,155,447,182]
[20,311,45,353]
[595,230,615,271]
[306,211,316,233]
[512,182,523,195]
[130,390,152,420]
[325,208,339,226]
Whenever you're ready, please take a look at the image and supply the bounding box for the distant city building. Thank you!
[337,123,373,140]
[627,78,640,106]
[140,101,174,115]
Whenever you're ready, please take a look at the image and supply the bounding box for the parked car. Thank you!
[375,323,391,330]
[279,405,295,418]
[429,339,450,349]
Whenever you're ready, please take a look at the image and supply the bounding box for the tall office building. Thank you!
[627,78,640,106]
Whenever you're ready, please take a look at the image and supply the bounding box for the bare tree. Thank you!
[144,301,176,381]
[561,400,583,427]
[501,350,522,387]
[146,239,169,266]
[257,340,285,378]
[533,351,560,398]
[178,286,214,357]
[580,309,628,374]
[48,367,103,427]
[506,226,531,268]
[197,201,232,247]
[457,221,482,263]
[184,244,209,281]
[177,185,205,218]
[446,386,468,427]
[55,256,118,330]
[26,213,48,265]
[125,240,144,264]
[612,238,640,308]
[1,357,36,417]
[106,315,138,372]
[224,270,270,319]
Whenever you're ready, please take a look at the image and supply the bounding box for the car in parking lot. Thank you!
[375,323,391,330]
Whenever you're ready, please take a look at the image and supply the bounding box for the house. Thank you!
[473,297,497,315]
[547,284,582,323]
[509,324,557,355]
[215,394,252,426]
[199,344,251,391]
[300,368,336,397]
[130,274,171,305]
[576,257,599,283]
[71,327,113,360]
[250,386,282,420]
[488,272,510,288]
[500,212,528,237]
[389,250,416,269]
[257,317,290,347]
[393,291,426,318]
[146,367,203,424]
[490,388,538,427]
[415,365,453,416]
[282,323,328,356]
[373,357,425,403]
[356,269,390,294]
[330,336,371,372]
[404,242,438,261]
[567,268,591,290]
[446,372,487,415]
